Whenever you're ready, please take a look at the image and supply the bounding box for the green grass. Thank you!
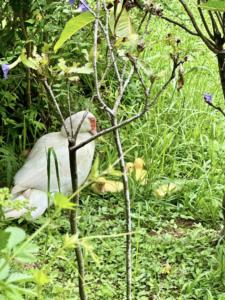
[3,4,225,300]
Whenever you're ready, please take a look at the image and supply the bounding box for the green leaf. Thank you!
[68,63,93,74]
[6,273,33,283]
[88,155,100,180]
[0,259,10,280]
[109,4,133,37]
[54,12,95,52]
[20,51,38,70]
[5,227,26,249]
[32,269,49,286]
[0,231,10,251]
[54,193,76,210]
[15,242,39,263]
[199,0,225,12]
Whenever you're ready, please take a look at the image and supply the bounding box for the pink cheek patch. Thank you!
[89,117,97,134]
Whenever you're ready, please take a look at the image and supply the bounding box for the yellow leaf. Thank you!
[154,183,179,198]
[91,177,123,194]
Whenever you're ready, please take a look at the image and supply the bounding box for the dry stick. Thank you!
[93,1,113,116]
[111,117,132,300]
[69,112,88,300]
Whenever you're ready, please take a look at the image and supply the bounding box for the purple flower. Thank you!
[203,93,212,104]
[78,0,89,12]
[69,0,89,12]
[1,64,10,79]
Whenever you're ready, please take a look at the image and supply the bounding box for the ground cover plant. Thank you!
[1,0,225,299]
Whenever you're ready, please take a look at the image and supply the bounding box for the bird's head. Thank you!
[61,111,97,137]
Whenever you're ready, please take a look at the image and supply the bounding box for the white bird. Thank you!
[5,111,96,219]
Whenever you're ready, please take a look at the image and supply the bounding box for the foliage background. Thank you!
[1,0,225,299]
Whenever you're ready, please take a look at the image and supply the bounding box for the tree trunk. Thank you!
[217,53,225,99]
[217,53,225,236]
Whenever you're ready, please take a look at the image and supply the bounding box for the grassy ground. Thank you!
[3,5,225,300]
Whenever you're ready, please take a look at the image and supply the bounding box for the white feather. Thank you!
[5,111,96,219]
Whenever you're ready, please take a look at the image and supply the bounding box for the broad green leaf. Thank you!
[0,231,10,251]
[109,3,133,37]
[0,259,10,280]
[199,0,225,12]
[6,273,33,283]
[5,227,26,249]
[4,287,24,300]
[54,12,95,52]
[20,51,38,70]
[15,242,39,263]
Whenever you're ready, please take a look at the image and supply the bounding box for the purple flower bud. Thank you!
[69,0,75,4]
[78,0,89,12]
[1,64,10,79]
[203,93,212,104]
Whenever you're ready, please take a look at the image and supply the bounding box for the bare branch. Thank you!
[70,57,179,152]
[178,0,219,53]
[197,1,215,40]
[44,79,69,137]
[93,1,114,116]
[161,15,199,36]
[207,102,225,118]
[101,1,122,88]
[111,117,132,300]
[113,66,134,114]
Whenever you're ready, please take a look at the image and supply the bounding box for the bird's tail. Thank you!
[4,189,48,219]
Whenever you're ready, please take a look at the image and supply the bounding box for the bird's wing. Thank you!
[12,132,95,195]
[13,132,68,193]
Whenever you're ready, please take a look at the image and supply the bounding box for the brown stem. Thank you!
[69,139,87,300]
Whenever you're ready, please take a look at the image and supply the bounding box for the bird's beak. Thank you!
[89,117,97,135]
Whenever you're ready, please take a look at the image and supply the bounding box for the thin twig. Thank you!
[207,102,225,118]
[111,117,132,300]
[161,15,198,36]
[93,1,114,116]
[178,0,218,53]
[197,1,214,40]
[44,79,69,137]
